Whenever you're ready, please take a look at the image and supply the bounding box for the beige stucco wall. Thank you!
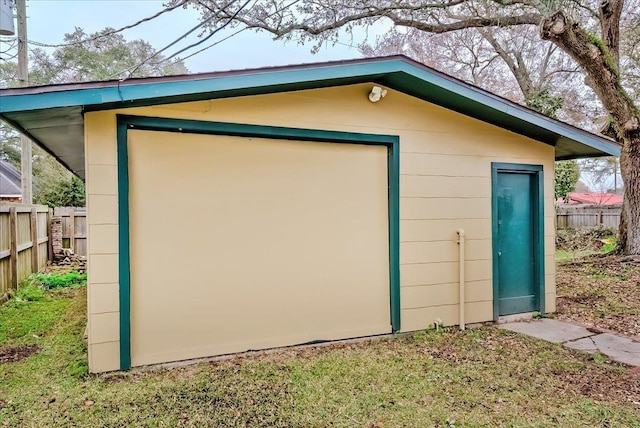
[84,83,555,372]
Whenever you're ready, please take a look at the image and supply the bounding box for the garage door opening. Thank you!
[125,128,393,367]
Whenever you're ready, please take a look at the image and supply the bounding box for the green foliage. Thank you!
[34,174,86,207]
[554,160,579,202]
[585,31,620,81]
[525,88,564,118]
[599,236,617,254]
[16,284,45,302]
[29,271,87,290]
[0,125,20,167]
[28,27,188,84]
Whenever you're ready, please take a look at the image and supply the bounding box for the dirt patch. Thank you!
[558,364,640,403]
[556,255,640,338]
[0,344,41,364]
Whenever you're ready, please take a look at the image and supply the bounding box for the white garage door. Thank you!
[128,130,391,367]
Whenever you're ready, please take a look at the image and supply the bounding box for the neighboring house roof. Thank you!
[565,192,623,206]
[0,160,21,197]
[0,55,620,179]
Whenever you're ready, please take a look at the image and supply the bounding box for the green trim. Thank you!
[491,163,545,321]
[116,114,401,370]
[118,115,398,145]
[387,137,401,331]
[117,121,131,370]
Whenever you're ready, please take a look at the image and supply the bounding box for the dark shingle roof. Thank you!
[0,160,21,197]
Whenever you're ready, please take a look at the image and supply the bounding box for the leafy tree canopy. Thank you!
[555,160,580,202]
[29,27,188,85]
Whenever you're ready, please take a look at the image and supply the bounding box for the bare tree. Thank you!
[180,0,640,254]
[361,26,599,124]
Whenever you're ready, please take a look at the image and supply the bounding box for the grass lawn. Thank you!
[1,280,639,426]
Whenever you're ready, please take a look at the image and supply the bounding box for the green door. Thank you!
[493,164,544,317]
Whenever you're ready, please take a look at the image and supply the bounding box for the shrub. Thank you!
[30,272,87,289]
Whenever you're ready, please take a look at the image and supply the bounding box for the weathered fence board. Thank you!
[0,203,50,300]
[556,206,621,230]
[53,207,87,257]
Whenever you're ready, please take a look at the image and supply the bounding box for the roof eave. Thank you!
[0,55,621,180]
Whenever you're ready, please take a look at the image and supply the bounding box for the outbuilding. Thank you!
[0,56,619,373]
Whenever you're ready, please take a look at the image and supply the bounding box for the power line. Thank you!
[0,41,17,55]
[26,0,189,48]
[171,0,362,65]
[0,53,19,62]
[176,25,248,63]
[159,0,302,65]
[117,0,251,80]
[156,0,253,65]
[114,10,224,79]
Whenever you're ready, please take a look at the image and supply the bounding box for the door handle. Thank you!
[498,252,502,256]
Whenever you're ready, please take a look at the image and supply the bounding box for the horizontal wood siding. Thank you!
[84,83,556,372]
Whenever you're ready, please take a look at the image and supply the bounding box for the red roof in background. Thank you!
[561,192,623,206]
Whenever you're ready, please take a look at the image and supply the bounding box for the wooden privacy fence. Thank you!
[53,207,87,257]
[0,203,51,301]
[556,205,621,230]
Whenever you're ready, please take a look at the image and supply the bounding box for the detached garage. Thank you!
[0,56,619,373]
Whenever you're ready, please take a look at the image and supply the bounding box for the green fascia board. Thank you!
[116,114,401,370]
[0,56,620,158]
[0,62,395,112]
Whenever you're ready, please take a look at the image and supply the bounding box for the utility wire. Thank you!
[115,4,229,80]
[0,51,19,61]
[117,0,251,79]
[172,0,361,65]
[175,24,248,63]
[27,0,189,48]
[156,0,253,65]
[0,39,17,52]
[158,0,302,64]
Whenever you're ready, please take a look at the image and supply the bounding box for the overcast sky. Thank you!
[7,0,365,73]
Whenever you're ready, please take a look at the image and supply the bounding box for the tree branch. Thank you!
[599,0,624,67]
[479,29,534,96]
[377,13,542,34]
[541,10,637,133]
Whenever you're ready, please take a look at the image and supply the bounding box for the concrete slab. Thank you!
[564,337,598,353]
[502,319,640,367]
[499,319,594,344]
[497,312,534,324]
[590,333,640,366]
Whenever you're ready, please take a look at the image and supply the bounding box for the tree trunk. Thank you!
[619,130,640,253]
[599,0,624,67]
[541,11,640,254]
